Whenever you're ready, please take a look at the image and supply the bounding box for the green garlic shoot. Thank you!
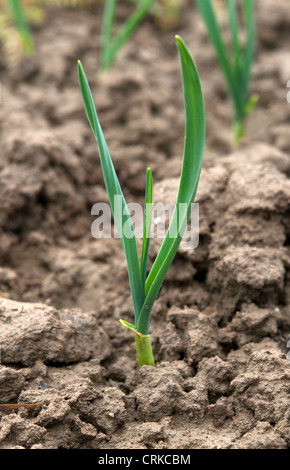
[195,0,258,144]
[100,0,154,72]
[78,36,205,367]
[5,0,35,56]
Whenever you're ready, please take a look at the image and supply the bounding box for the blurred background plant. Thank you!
[1,0,36,65]
[0,0,187,66]
[195,0,258,144]
[0,0,97,65]
[150,0,186,31]
[100,0,154,72]
[100,0,188,71]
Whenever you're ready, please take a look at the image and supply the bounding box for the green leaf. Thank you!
[119,319,138,334]
[140,167,153,288]
[242,0,255,93]
[78,60,144,324]
[136,35,206,335]
[245,92,259,117]
[78,36,205,365]
[195,0,243,121]
[226,0,240,63]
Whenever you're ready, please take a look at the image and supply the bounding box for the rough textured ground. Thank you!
[0,0,289,449]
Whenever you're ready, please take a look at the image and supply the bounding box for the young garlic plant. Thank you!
[78,36,205,367]
[100,0,154,72]
[195,0,258,144]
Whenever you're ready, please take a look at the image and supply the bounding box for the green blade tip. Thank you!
[78,60,84,74]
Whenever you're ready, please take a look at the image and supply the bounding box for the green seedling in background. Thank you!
[5,0,35,56]
[195,0,258,144]
[0,0,100,65]
[100,0,154,72]
[78,36,205,367]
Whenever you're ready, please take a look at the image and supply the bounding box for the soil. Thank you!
[0,0,290,449]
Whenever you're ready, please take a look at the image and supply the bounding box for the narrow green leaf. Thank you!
[78,60,144,323]
[226,0,240,63]
[195,0,243,121]
[229,8,247,119]
[100,0,117,71]
[140,167,153,288]
[242,0,255,94]
[136,36,206,335]
[245,92,259,117]
[119,319,138,334]
[226,0,244,99]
